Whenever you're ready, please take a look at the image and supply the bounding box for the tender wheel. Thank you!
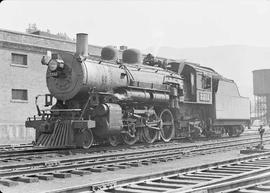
[108,135,122,147]
[75,128,94,149]
[159,109,175,142]
[227,127,235,137]
[228,126,243,137]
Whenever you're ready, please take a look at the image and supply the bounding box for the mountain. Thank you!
[146,45,270,100]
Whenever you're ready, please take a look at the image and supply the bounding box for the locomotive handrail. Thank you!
[126,85,170,92]
[119,63,135,81]
[79,93,92,120]
[37,109,81,112]
[48,109,82,112]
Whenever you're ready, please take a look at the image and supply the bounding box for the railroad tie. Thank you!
[160,157,170,162]
[0,179,19,187]
[53,172,71,178]
[116,164,132,169]
[143,181,183,189]
[178,175,215,181]
[70,169,91,176]
[113,187,157,193]
[106,166,121,171]
[129,162,143,167]
[16,176,39,183]
[150,159,161,164]
[129,183,172,192]
[159,177,198,185]
[89,167,108,173]
[141,160,152,165]
[36,174,54,180]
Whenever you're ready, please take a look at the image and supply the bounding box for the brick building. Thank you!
[0,29,102,143]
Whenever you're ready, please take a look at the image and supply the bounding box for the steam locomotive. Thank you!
[25,33,250,148]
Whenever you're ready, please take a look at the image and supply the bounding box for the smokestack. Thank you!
[76,33,88,57]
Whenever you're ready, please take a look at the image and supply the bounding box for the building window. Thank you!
[11,53,27,66]
[11,89,28,101]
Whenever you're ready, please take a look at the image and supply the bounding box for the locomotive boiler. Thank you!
[25,33,250,148]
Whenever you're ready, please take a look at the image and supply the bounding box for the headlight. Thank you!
[48,60,58,71]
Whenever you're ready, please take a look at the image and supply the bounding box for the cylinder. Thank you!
[76,33,88,57]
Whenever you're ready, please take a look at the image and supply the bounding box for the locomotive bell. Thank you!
[101,46,118,61]
[122,49,142,64]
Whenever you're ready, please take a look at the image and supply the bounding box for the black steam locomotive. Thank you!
[26,33,250,148]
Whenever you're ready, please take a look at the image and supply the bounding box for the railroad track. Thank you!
[0,131,260,154]
[0,135,268,188]
[48,152,270,193]
[0,143,33,152]
[186,170,270,193]
[0,132,266,164]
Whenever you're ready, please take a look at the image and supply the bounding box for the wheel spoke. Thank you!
[159,109,175,142]
[142,127,158,144]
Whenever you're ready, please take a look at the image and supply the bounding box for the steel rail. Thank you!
[0,137,268,187]
[0,131,260,155]
[44,152,270,193]
[184,173,270,193]
[0,133,266,163]
[1,135,267,169]
[101,153,270,193]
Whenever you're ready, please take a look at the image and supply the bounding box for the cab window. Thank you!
[202,75,211,89]
[190,72,195,95]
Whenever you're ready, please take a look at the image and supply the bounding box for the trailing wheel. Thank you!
[159,109,175,142]
[75,128,94,149]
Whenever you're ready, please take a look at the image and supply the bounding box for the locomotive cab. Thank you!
[169,62,213,104]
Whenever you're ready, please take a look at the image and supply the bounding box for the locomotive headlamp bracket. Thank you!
[41,51,52,66]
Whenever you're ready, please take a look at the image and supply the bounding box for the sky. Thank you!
[1,0,270,51]
[1,0,270,100]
